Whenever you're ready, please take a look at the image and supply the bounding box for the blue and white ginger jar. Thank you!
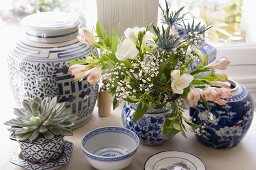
[190,80,254,149]
[8,12,98,128]
[122,103,173,145]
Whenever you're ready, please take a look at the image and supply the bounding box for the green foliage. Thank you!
[5,97,75,142]
[96,22,105,39]
[68,0,230,137]
[132,102,149,121]
[159,1,185,26]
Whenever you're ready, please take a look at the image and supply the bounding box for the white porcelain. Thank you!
[22,12,80,43]
[81,127,140,170]
[144,151,205,170]
[10,140,74,170]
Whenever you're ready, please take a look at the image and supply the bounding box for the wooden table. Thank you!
[0,105,255,170]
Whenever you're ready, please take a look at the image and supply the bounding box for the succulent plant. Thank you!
[5,96,75,142]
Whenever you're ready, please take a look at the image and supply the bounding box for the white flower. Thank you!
[171,70,193,94]
[115,39,139,61]
[142,31,157,47]
[171,70,181,81]
[124,27,145,42]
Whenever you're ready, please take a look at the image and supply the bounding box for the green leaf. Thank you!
[173,121,181,131]
[60,121,75,128]
[132,102,148,121]
[96,22,105,38]
[13,108,27,119]
[202,56,209,66]
[200,97,210,110]
[29,128,39,141]
[16,131,33,141]
[160,73,167,83]
[39,126,48,133]
[104,35,110,47]
[191,79,205,85]
[113,97,119,110]
[111,31,119,54]
[163,119,180,136]
[22,100,33,114]
[199,75,217,82]
[49,126,73,136]
[43,131,54,139]
[183,117,200,129]
[180,128,187,138]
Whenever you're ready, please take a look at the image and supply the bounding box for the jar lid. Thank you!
[22,12,80,43]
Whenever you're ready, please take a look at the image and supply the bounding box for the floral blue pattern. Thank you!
[122,103,173,145]
[190,82,254,149]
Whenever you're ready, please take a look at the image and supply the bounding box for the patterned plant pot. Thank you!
[8,12,98,128]
[122,103,173,145]
[19,136,64,164]
[190,80,254,149]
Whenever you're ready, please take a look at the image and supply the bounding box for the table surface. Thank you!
[0,26,255,170]
[0,105,255,170]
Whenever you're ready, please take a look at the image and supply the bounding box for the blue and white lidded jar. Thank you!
[8,12,98,128]
[190,80,254,149]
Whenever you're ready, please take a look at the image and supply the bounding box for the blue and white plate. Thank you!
[10,140,74,170]
[144,151,205,170]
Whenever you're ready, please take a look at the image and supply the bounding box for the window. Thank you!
[164,0,256,103]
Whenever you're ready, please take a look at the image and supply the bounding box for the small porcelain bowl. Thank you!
[81,126,140,170]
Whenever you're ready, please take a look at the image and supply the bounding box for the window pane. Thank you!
[0,0,87,26]
[165,0,255,43]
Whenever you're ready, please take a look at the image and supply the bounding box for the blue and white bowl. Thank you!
[81,127,140,170]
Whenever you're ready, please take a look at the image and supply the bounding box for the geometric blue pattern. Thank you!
[8,40,98,127]
[10,141,74,170]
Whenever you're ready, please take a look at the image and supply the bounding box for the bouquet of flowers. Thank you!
[69,2,231,137]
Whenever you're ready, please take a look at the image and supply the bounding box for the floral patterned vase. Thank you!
[190,80,254,149]
[8,12,98,128]
[122,103,173,145]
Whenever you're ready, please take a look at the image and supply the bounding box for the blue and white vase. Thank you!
[122,103,173,145]
[8,12,98,128]
[190,80,254,149]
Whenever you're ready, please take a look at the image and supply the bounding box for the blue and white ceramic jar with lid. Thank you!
[8,12,98,128]
[190,80,254,149]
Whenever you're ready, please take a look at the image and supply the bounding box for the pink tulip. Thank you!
[205,57,230,70]
[77,28,98,47]
[218,88,232,99]
[203,87,220,102]
[207,81,231,88]
[215,99,227,106]
[69,64,91,81]
[87,66,102,84]
[187,88,203,107]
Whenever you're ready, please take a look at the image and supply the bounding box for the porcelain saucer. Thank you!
[10,140,74,170]
[144,151,205,170]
